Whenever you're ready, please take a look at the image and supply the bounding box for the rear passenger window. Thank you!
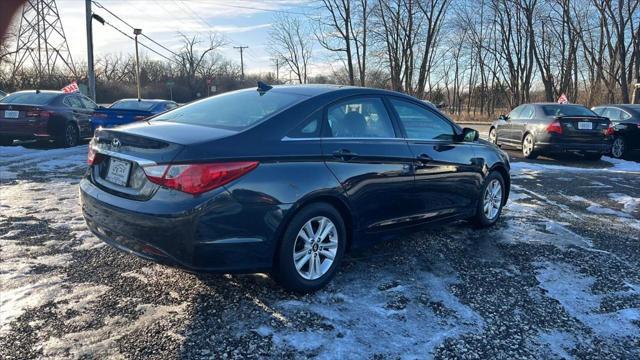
[288,110,322,138]
[519,105,535,120]
[390,99,454,141]
[64,96,84,109]
[326,97,395,138]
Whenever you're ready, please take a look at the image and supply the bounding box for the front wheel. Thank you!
[273,202,346,293]
[522,133,538,159]
[488,128,498,144]
[611,137,626,159]
[472,171,506,228]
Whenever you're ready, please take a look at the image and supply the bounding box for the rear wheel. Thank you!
[56,122,79,147]
[273,202,346,293]
[522,133,538,159]
[0,136,13,146]
[472,171,505,228]
[611,137,626,159]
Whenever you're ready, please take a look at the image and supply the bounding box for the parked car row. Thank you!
[0,90,177,147]
[489,103,639,160]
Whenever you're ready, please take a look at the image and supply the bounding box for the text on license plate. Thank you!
[577,122,593,130]
[4,110,19,118]
[105,158,131,186]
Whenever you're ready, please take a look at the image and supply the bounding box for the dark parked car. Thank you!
[489,103,613,160]
[592,104,640,158]
[80,84,511,292]
[0,90,97,147]
[91,99,178,132]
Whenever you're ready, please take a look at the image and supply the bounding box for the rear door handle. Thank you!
[332,149,357,160]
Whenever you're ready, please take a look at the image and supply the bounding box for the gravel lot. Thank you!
[1,141,639,359]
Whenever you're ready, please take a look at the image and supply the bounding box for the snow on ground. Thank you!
[1,144,640,358]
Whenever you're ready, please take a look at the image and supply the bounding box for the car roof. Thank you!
[268,84,419,100]
[9,90,64,95]
[115,98,174,103]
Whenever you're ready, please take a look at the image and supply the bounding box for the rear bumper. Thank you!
[0,120,50,139]
[80,177,290,273]
[535,141,611,154]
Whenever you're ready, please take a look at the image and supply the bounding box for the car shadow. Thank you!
[504,148,639,168]
[12,139,90,150]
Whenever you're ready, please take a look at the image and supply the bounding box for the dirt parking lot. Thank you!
[1,142,640,359]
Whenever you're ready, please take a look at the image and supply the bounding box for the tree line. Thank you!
[1,0,638,118]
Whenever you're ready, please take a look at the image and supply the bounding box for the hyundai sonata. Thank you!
[80,84,510,292]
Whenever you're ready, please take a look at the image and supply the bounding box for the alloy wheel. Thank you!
[292,216,338,280]
[65,123,78,147]
[483,179,503,220]
[611,137,625,158]
[489,128,497,144]
[522,135,534,157]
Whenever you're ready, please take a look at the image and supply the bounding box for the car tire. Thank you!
[489,127,498,145]
[522,133,538,159]
[0,136,13,146]
[472,171,506,228]
[56,122,79,147]
[583,153,602,161]
[273,202,346,293]
[610,137,626,159]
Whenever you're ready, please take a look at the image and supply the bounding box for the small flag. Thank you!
[61,81,79,93]
[557,93,568,104]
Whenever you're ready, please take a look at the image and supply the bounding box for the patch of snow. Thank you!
[608,193,639,214]
[535,330,577,359]
[535,262,640,338]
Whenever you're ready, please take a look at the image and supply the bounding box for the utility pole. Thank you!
[85,0,96,100]
[275,58,279,82]
[134,28,142,100]
[233,46,248,80]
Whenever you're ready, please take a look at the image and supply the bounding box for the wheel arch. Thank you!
[271,193,355,266]
[489,164,510,206]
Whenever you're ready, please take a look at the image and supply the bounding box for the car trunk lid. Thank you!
[556,116,610,142]
[90,121,237,199]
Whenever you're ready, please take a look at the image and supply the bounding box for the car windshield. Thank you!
[0,92,58,105]
[152,88,306,130]
[110,100,158,111]
[542,105,597,117]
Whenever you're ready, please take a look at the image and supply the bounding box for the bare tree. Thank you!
[269,14,313,84]
[175,33,226,96]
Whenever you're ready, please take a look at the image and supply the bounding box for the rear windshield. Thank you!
[152,88,306,130]
[542,105,597,117]
[0,92,58,105]
[110,100,157,111]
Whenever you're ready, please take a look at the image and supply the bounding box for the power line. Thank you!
[100,19,180,66]
[186,0,311,16]
[92,0,180,58]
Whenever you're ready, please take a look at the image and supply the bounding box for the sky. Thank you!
[40,0,319,75]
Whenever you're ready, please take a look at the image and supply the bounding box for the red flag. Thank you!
[61,81,79,93]
[557,93,568,104]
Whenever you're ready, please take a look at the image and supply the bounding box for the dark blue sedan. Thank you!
[90,99,178,131]
[80,84,511,292]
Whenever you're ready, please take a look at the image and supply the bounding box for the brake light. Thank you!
[87,146,104,165]
[604,124,615,136]
[143,162,259,195]
[546,120,563,135]
[26,110,52,119]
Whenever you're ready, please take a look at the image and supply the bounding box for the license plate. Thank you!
[577,122,593,130]
[105,158,131,186]
[4,110,19,118]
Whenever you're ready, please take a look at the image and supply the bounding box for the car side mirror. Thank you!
[462,127,479,142]
[498,114,509,121]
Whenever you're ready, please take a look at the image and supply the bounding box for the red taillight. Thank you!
[143,162,259,195]
[87,146,104,165]
[26,110,51,119]
[604,124,615,136]
[547,120,563,135]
